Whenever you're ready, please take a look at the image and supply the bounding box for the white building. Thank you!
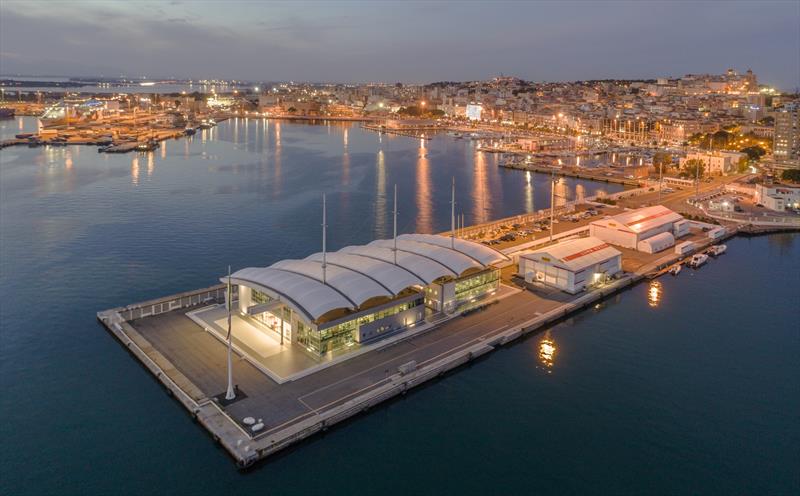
[518,237,622,294]
[589,206,688,251]
[680,151,746,176]
[229,234,508,356]
[754,183,800,211]
[637,232,675,254]
[466,103,483,121]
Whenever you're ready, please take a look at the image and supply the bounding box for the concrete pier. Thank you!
[96,211,791,469]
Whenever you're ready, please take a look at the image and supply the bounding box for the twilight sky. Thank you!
[1,0,798,89]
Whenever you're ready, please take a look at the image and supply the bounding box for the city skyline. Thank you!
[1,0,799,90]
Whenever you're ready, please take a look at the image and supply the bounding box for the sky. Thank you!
[1,0,798,89]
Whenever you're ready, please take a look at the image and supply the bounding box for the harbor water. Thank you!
[0,118,798,495]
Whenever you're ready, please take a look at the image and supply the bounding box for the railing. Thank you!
[116,284,233,322]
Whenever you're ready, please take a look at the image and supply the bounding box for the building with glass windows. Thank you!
[226,234,509,357]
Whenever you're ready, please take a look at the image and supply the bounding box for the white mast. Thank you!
[225,265,235,401]
[322,193,327,284]
[549,168,556,243]
[393,184,398,265]
[450,177,456,249]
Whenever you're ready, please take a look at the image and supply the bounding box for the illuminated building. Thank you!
[227,234,508,356]
[518,236,622,294]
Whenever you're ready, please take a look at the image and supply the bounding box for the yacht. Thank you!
[709,244,727,256]
[668,265,681,276]
[689,253,708,268]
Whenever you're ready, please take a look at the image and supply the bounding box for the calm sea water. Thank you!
[1,118,797,495]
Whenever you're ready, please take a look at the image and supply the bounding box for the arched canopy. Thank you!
[228,234,505,322]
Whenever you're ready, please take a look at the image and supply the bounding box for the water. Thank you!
[1,119,798,495]
[1,76,228,95]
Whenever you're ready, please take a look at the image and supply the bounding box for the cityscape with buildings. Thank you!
[1,1,798,495]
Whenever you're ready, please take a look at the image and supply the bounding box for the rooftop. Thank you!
[227,234,509,323]
[592,205,684,233]
[522,236,621,272]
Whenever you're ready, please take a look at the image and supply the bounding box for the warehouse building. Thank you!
[227,234,508,356]
[518,236,622,294]
[589,205,688,251]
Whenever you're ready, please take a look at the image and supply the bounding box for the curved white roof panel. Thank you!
[369,239,481,275]
[230,267,353,321]
[398,233,509,266]
[230,235,505,322]
[338,245,456,283]
[270,259,392,307]
[305,252,425,295]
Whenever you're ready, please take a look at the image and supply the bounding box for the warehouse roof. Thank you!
[591,205,683,234]
[521,236,621,272]
[227,234,509,322]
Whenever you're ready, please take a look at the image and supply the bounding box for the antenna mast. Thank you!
[322,194,327,284]
[393,184,398,265]
[450,177,456,249]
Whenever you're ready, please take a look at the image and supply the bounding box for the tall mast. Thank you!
[393,184,398,265]
[322,194,327,284]
[549,168,556,243]
[450,177,456,249]
[225,265,235,401]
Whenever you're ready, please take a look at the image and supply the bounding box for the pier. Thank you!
[94,193,785,469]
[499,162,643,187]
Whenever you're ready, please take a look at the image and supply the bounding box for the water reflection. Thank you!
[147,151,154,177]
[375,150,387,237]
[131,155,140,185]
[342,129,350,186]
[575,183,585,203]
[538,330,556,372]
[416,143,432,233]
[524,170,534,213]
[648,280,662,308]
[555,178,568,206]
[473,151,489,223]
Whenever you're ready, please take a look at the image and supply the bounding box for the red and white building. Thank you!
[518,237,622,294]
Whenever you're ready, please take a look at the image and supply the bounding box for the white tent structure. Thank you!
[227,234,509,355]
[519,237,622,294]
[589,205,686,250]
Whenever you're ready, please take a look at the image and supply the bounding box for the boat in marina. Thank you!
[668,265,682,276]
[689,253,709,268]
[709,244,727,256]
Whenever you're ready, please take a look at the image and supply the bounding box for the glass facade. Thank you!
[454,269,500,303]
[315,299,422,355]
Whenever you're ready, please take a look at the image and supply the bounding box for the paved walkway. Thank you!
[132,287,572,435]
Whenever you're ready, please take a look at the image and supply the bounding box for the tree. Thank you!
[287,106,297,113]
[681,158,705,179]
[653,151,673,168]
[740,145,766,161]
[781,169,800,183]
[737,156,750,173]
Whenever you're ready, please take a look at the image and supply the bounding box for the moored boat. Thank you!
[668,265,681,276]
[709,244,727,256]
[689,253,708,268]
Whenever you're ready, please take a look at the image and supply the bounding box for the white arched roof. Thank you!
[305,252,425,295]
[338,245,456,283]
[228,234,505,323]
[398,233,509,266]
[271,259,392,307]
[230,267,353,322]
[369,238,481,275]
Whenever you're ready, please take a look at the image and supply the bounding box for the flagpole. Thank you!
[225,265,235,401]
